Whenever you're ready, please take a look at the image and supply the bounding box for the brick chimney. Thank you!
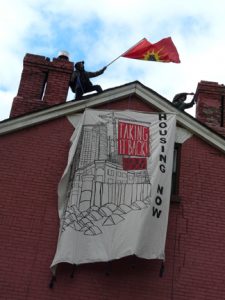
[195,80,225,137]
[10,53,74,118]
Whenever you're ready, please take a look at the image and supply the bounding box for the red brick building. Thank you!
[0,53,225,299]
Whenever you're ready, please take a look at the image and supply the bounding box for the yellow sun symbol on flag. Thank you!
[143,48,164,61]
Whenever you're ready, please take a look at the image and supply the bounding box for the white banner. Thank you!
[51,109,176,270]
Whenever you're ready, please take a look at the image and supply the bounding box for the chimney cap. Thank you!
[57,50,70,60]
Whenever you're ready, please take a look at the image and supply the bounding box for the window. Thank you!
[171,143,181,202]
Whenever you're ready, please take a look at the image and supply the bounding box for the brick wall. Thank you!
[10,54,73,118]
[1,97,225,299]
[195,80,225,137]
[168,136,225,299]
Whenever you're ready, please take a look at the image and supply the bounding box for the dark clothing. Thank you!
[172,93,195,111]
[70,68,106,100]
[75,85,102,100]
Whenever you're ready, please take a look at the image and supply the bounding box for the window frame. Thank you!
[171,143,182,203]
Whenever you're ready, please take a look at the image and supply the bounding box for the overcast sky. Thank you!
[1,0,225,120]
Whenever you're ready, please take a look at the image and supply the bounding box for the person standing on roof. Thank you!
[70,61,107,100]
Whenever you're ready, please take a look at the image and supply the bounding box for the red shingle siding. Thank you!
[168,136,225,299]
[0,98,225,299]
[0,117,74,299]
[97,94,158,112]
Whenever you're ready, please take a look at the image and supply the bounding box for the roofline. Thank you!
[135,83,225,152]
[0,81,225,153]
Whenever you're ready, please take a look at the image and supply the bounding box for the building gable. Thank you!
[1,81,224,154]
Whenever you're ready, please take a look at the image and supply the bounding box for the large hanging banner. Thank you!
[51,109,176,271]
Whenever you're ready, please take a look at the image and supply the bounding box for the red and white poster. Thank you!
[51,109,176,272]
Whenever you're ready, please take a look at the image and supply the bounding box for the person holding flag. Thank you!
[70,61,107,100]
[70,36,180,100]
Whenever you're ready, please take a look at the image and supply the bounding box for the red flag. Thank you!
[122,37,180,63]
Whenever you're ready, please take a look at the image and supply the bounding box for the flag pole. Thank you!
[106,55,122,67]
[106,38,145,67]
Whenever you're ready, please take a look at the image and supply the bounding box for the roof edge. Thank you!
[0,81,224,153]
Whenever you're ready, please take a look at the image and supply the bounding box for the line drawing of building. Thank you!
[62,112,152,236]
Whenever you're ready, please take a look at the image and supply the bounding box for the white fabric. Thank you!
[175,126,192,143]
[51,109,176,270]
[67,113,83,130]
[67,114,191,145]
